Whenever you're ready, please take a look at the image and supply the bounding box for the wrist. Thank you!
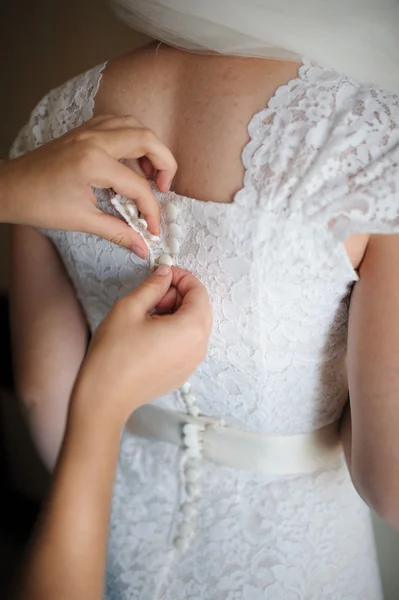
[69,371,146,434]
[57,407,122,486]
[66,393,123,449]
[0,158,25,224]
[0,159,12,223]
[66,387,145,449]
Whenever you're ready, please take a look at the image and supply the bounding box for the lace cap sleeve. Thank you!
[9,62,107,159]
[301,75,399,241]
[9,95,51,159]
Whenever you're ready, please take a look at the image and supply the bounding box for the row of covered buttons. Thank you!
[110,193,183,268]
[157,201,183,267]
[112,191,203,552]
[174,419,205,551]
[161,209,204,551]
[110,193,160,246]
[173,380,204,550]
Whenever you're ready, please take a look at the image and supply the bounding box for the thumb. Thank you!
[128,266,173,313]
[87,212,148,256]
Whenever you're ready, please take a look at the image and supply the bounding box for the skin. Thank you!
[13,265,212,600]
[1,114,211,597]
[12,40,399,546]
[2,114,177,257]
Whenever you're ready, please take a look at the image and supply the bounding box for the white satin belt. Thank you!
[126,405,343,475]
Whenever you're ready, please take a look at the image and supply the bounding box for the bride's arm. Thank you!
[345,233,399,529]
[10,225,88,470]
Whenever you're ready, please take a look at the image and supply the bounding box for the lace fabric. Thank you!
[10,58,399,598]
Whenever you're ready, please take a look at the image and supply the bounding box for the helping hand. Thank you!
[2,115,177,257]
[70,266,212,428]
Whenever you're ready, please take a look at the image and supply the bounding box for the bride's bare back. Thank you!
[95,42,368,268]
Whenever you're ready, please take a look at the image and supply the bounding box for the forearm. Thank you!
[0,158,29,224]
[0,159,12,222]
[15,405,122,600]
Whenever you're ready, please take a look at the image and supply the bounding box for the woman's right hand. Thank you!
[2,115,177,258]
[69,266,212,428]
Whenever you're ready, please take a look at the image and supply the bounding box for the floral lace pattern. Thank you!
[10,58,399,598]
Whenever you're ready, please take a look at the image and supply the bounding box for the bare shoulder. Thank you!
[94,42,180,117]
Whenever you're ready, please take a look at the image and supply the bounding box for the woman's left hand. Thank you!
[70,265,212,429]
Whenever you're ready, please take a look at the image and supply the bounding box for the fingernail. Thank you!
[132,245,147,259]
[156,265,171,276]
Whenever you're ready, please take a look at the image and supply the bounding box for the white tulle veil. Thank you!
[109,0,399,93]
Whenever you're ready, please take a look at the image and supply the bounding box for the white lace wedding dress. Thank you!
[11,59,399,599]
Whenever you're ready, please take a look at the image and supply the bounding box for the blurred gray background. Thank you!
[0,1,398,597]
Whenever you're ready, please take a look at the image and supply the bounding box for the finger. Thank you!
[87,210,149,256]
[170,267,208,302]
[139,156,155,179]
[68,115,116,139]
[169,268,212,325]
[93,115,143,131]
[95,128,177,193]
[92,158,161,235]
[153,268,201,314]
[154,286,183,314]
[127,265,173,313]
[81,114,116,128]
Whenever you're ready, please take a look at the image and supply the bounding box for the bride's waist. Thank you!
[126,404,343,475]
